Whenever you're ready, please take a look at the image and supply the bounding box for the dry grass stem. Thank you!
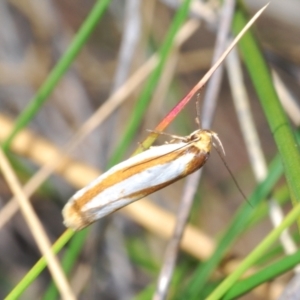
[0,148,75,300]
[110,0,141,93]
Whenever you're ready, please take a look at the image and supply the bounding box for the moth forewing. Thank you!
[63,129,215,231]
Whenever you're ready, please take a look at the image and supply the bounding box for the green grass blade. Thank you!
[223,250,300,299]
[2,0,111,151]
[232,3,300,207]
[256,230,300,267]
[108,0,192,166]
[207,203,300,300]
[245,184,289,230]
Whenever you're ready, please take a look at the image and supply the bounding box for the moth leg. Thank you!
[146,129,189,142]
[137,141,147,151]
[195,93,203,129]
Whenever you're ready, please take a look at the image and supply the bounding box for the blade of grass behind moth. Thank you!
[1,0,111,152]
[226,46,297,256]
[153,1,236,299]
[232,3,300,225]
[222,249,300,299]
[137,3,269,153]
[108,0,192,166]
[178,153,283,300]
[206,202,300,300]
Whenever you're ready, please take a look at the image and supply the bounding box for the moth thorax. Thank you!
[193,130,213,153]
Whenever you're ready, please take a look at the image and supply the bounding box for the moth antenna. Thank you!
[196,93,202,129]
[213,144,253,208]
[212,133,225,156]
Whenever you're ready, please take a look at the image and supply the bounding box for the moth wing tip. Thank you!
[62,201,88,231]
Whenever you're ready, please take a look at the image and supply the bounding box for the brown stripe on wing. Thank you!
[72,144,191,208]
[122,143,190,172]
[121,149,209,200]
[184,145,210,175]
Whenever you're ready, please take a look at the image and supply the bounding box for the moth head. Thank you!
[188,130,225,156]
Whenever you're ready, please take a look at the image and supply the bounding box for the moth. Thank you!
[62,129,223,231]
[61,3,268,230]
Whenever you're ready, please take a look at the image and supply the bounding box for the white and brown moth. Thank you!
[62,129,223,231]
[61,3,269,231]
